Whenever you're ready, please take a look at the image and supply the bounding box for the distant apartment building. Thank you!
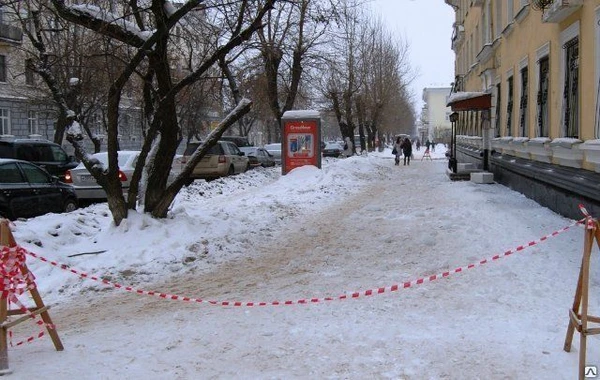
[0,9,57,141]
[444,0,600,219]
[0,3,221,155]
[421,87,452,144]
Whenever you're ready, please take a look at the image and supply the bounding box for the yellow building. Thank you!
[445,0,600,219]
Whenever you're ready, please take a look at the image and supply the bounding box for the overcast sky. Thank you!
[369,0,456,113]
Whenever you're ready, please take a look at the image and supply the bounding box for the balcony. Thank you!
[542,0,583,23]
[0,23,23,44]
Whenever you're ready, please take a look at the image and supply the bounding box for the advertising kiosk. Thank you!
[281,110,321,175]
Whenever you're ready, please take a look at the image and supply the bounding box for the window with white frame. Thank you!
[495,0,503,38]
[483,1,492,45]
[0,109,10,135]
[507,0,514,22]
[560,22,580,138]
[28,111,38,135]
[536,42,550,137]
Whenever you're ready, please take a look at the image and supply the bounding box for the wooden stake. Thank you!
[0,219,64,374]
[563,219,600,380]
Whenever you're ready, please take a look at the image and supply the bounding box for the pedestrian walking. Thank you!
[416,140,421,151]
[393,136,402,166]
[401,137,412,166]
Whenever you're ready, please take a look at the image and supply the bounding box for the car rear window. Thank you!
[184,142,223,156]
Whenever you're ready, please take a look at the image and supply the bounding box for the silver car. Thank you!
[263,143,282,165]
[65,151,177,200]
[181,140,249,181]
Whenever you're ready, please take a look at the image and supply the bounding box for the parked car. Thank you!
[0,158,78,220]
[0,137,78,181]
[239,147,276,168]
[64,151,176,200]
[263,143,282,165]
[322,142,344,157]
[181,140,249,181]
[219,136,252,147]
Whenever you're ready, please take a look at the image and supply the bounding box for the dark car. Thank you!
[322,142,344,157]
[0,138,78,181]
[239,147,276,168]
[0,158,78,220]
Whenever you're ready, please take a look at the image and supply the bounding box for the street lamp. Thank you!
[449,112,459,173]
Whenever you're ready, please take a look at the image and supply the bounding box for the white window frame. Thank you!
[28,110,38,135]
[536,42,551,137]
[0,109,10,135]
[559,21,580,137]
[495,0,503,39]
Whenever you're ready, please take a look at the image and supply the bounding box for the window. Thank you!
[28,111,38,135]
[495,83,501,137]
[507,75,514,136]
[0,109,10,135]
[537,56,550,137]
[562,32,580,138]
[25,59,35,85]
[0,55,6,83]
[21,162,50,184]
[0,163,25,184]
[495,0,503,38]
[519,66,529,137]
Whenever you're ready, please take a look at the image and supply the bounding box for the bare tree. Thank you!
[46,0,277,225]
[254,0,338,142]
[320,0,416,152]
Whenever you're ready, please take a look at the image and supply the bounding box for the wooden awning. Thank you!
[446,91,491,111]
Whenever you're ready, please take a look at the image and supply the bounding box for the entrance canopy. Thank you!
[446,91,491,111]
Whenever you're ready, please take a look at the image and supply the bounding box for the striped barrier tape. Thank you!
[22,217,586,307]
[0,245,54,347]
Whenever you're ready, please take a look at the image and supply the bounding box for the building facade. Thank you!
[445,0,600,220]
[421,87,453,144]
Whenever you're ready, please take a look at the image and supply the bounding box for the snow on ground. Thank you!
[4,144,599,379]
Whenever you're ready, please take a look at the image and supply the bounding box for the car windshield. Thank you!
[264,143,281,150]
[325,143,341,149]
[239,147,257,155]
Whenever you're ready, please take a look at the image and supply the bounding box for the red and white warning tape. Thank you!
[0,245,54,347]
[23,217,586,307]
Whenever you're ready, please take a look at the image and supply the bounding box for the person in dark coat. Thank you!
[400,137,412,166]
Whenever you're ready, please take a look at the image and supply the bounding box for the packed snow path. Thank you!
[9,155,600,379]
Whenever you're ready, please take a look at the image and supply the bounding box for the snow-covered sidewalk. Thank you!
[5,149,599,379]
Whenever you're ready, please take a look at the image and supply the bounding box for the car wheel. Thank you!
[228,165,235,175]
[63,198,78,213]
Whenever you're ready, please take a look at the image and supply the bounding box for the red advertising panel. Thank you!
[281,112,321,174]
